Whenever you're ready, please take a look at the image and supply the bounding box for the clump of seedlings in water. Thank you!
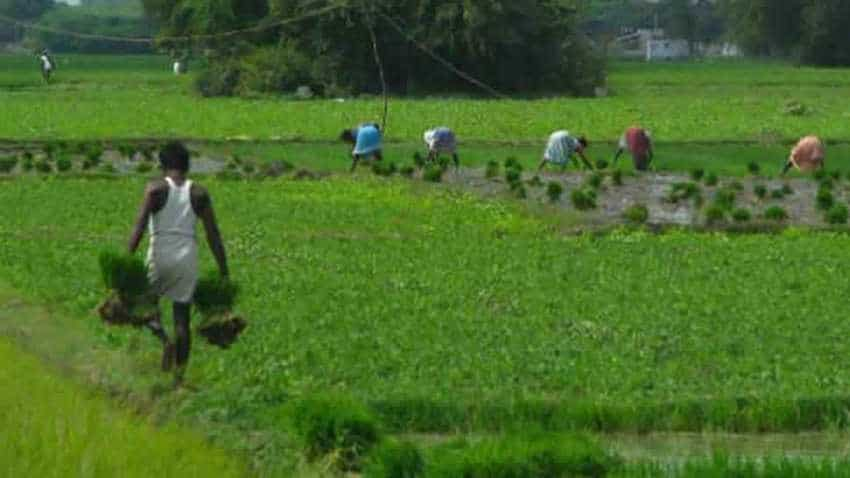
[485,160,500,179]
[0,156,17,173]
[826,203,849,225]
[753,184,767,199]
[728,180,744,192]
[504,157,524,191]
[816,185,834,211]
[34,159,52,174]
[571,188,597,211]
[829,170,841,182]
[690,168,705,182]
[705,204,726,225]
[116,143,136,160]
[372,161,397,177]
[242,160,257,175]
[546,181,563,202]
[423,163,443,183]
[713,187,737,212]
[595,159,609,170]
[527,175,543,188]
[623,204,649,224]
[400,165,415,178]
[586,172,604,190]
[514,184,527,199]
[704,173,719,187]
[83,145,103,170]
[99,163,117,174]
[21,154,34,172]
[611,169,623,186]
[781,184,794,196]
[747,161,760,175]
[43,143,56,160]
[732,208,752,223]
[56,156,72,173]
[135,162,153,174]
[667,182,702,205]
[764,205,788,222]
[412,152,426,169]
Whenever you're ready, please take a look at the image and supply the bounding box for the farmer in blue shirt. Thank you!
[340,123,383,172]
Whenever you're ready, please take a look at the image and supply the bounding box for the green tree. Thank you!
[801,0,850,66]
[719,0,804,56]
[0,0,54,42]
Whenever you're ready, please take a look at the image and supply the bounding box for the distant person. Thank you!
[38,49,54,84]
[127,141,229,384]
[423,126,459,168]
[538,130,593,172]
[340,122,383,172]
[614,126,654,171]
[782,135,825,175]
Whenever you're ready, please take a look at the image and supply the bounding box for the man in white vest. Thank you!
[127,142,229,383]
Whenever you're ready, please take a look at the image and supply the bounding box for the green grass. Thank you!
[3,177,850,438]
[2,55,850,146]
[0,338,246,477]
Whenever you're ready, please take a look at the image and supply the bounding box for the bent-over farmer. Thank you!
[782,135,825,175]
[38,49,54,84]
[423,127,459,168]
[614,126,653,171]
[340,122,383,172]
[538,130,593,172]
[128,141,229,383]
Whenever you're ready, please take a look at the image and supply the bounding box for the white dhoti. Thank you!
[147,236,198,304]
[146,177,199,304]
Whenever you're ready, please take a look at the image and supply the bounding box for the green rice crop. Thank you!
[9,177,850,474]
[623,204,649,224]
[193,273,238,316]
[426,433,616,478]
[546,181,564,202]
[98,251,149,299]
[0,338,246,478]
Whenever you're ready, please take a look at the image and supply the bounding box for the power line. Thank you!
[374,8,509,100]
[0,3,345,45]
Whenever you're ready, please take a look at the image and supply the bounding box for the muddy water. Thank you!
[608,432,850,462]
[444,168,831,229]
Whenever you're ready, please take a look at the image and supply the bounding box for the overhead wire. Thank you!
[0,2,345,45]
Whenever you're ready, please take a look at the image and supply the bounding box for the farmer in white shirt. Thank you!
[128,142,229,383]
[423,127,459,168]
[538,131,593,172]
[38,49,54,84]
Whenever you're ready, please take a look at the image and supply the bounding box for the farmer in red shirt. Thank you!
[614,127,653,171]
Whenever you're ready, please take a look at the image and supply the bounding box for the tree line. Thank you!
[141,0,605,97]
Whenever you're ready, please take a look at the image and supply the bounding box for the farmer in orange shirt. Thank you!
[782,136,825,175]
[614,126,653,171]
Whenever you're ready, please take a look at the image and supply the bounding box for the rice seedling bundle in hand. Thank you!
[194,273,246,348]
[96,251,157,327]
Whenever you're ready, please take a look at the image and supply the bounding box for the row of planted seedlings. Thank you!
[678,163,850,227]
[0,141,160,176]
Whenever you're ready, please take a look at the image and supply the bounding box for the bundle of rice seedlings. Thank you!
[96,251,156,327]
[194,273,246,348]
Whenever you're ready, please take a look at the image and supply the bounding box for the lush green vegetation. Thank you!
[0,338,246,477]
[4,176,850,441]
[2,55,850,150]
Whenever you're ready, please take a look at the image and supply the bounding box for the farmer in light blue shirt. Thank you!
[538,130,593,172]
[340,123,383,171]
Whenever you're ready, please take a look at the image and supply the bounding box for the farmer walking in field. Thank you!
[614,126,654,171]
[128,141,229,383]
[538,130,593,172]
[38,49,54,84]
[341,122,383,172]
[782,135,825,175]
[423,126,460,168]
